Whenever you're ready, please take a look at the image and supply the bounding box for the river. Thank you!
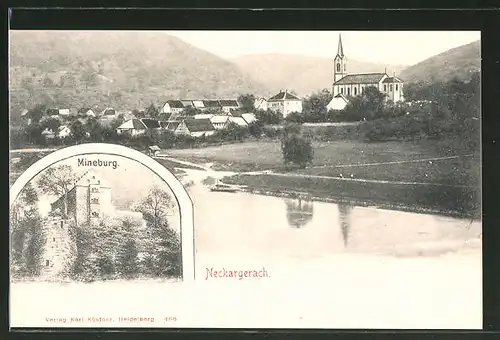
[184,168,482,328]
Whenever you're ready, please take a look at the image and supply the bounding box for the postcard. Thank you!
[9,29,481,329]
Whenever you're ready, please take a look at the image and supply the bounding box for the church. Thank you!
[327,34,404,111]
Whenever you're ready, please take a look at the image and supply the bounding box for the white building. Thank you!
[267,90,303,118]
[326,93,349,111]
[161,100,185,114]
[254,97,268,111]
[57,125,72,138]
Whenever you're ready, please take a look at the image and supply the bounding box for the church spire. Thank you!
[337,33,344,57]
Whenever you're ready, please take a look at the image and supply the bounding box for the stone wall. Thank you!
[40,217,77,279]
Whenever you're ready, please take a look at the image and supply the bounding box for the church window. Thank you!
[60,221,63,228]
[347,88,351,95]
[336,63,340,72]
[354,87,357,95]
[396,84,399,91]
[340,88,344,94]
[46,260,50,267]
[344,64,346,71]
[53,237,55,242]
[390,84,393,91]
[384,84,387,92]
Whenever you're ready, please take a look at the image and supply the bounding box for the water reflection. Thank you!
[285,198,314,228]
[338,203,354,247]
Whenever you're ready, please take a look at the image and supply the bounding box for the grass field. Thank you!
[166,140,479,187]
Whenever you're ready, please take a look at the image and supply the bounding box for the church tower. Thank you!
[333,34,347,85]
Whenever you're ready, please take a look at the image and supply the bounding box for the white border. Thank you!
[9,143,195,281]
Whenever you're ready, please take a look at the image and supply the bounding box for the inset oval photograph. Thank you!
[10,144,194,285]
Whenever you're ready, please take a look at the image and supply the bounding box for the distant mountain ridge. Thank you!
[9,31,271,118]
[399,40,481,84]
[230,53,407,97]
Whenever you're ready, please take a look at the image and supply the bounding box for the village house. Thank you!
[330,34,405,104]
[181,100,194,108]
[219,100,240,113]
[101,108,116,117]
[57,125,72,139]
[202,100,222,111]
[161,100,185,114]
[58,109,71,116]
[116,118,160,137]
[326,93,350,111]
[267,90,304,118]
[41,128,56,139]
[165,121,181,132]
[210,115,230,130]
[148,145,161,157]
[227,111,249,127]
[77,108,96,117]
[241,113,257,124]
[254,97,268,111]
[175,118,216,137]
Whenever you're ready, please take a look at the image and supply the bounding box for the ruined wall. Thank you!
[40,217,77,279]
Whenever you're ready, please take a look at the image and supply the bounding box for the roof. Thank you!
[192,100,205,108]
[117,119,147,130]
[159,121,169,128]
[337,34,344,57]
[166,122,180,131]
[149,145,161,151]
[140,118,161,129]
[78,108,92,114]
[210,115,229,124]
[183,118,215,132]
[334,93,349,102]
[229,116,248,126]
[268,90,301,101]
[194,114,214,120]
[203,100,221,108]
[334,73,386,85]
[382,76,404,84]
[167,100,184,108]
[73,170,111,188]
[181,100,194,107]
[219,100,239,107]
[102,108,116,115]
[229,110,243,117]
[242,113,257,124]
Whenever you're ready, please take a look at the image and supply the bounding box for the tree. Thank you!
[37,165,77,217]
[343,86,386,121]
[302,89,332,123]
[116,219,139,278]
[69,120,86,143]
[145,103,160,119]
[280,123,314,168]
[134,187,174,230]
[42,117,61,132]
[255,109,282,125]
[237,94,256,112]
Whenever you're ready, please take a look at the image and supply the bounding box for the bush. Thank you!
[280,124,314,168]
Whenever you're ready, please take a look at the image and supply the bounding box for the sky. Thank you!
[166,31,480,66]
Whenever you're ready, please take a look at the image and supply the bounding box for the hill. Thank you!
[9,31,270,120]
[399,40,481,84]
[230,53,407,97]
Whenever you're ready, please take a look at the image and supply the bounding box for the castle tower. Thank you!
[333,34,347,86]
